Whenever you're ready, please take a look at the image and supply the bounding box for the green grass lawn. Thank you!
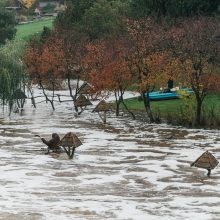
[15,18,54,40]
[123,93,220,116]
[123,97,185,115]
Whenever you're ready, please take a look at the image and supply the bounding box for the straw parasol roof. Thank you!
[92,100,112,112]
[59,132,82,148]
[12,89,27,99]
[75,95,92,107]
[78,83,94,95]
[191,150,219,170]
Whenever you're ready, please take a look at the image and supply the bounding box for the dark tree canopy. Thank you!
[129,0,220,18]
[0,9,17,45]
[82,0,126,39]
[55,0,126,39]
[55,0,96,29]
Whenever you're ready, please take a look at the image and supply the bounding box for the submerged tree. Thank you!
[168,17,220,125]
[84,37,135,119]
[24,35,64,110]
[24,29,88,112]
[55,29,88,112]
[127,18,166,122]
[0,40,26,113]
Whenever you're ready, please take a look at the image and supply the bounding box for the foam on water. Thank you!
[0,88,219,219]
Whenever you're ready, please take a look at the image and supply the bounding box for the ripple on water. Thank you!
[0,89,219,220]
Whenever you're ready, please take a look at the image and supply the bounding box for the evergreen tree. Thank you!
[55,0,126,39]
[0,9,16,45]
[82,0,126,39]
[129,0,220,18]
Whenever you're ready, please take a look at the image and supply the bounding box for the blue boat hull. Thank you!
[145,89,194,101]
[145,92,180,101]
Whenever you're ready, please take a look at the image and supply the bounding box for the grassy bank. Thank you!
[123,94,220,116]
[122,93,220,127]
[15,18,54,40]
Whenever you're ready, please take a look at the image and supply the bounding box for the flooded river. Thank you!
[0,89,219,220]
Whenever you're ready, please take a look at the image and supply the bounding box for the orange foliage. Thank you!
[24,36,65,87]
[167,17,220,96]
[127,18,166,93]
[84,38,133,94]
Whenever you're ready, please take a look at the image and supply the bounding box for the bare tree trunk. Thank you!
[27,85,36,108]
[114,91,120,117]
[118,88,135,119]
[39,81,55,110]
[121,101,136,119]
[98,112,107,124]
[116,101,120,117]
[74,74,80,112]
[192,72,204,126]
[195,94,203,126]
[103,111,107,124]
[143,91,155,123]
[67,73,78,113]
[70,147,76,159]
[67,74,74,100]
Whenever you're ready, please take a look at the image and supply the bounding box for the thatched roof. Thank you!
[78,83,94,95]
[59,132,82,148]
[12,89,27,99]
[75,95,92,107]
[92,100,112,112]
[191,151,219,170]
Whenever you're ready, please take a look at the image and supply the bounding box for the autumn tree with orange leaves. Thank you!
[167,17,220,125]
[24,36,64,110]
[84,37,135,119]
[55,29,88,112]
[127,18,166,122]
[24,29,88,112]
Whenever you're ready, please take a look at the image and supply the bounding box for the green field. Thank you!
[123,93,220,116]
[15,19,54,40]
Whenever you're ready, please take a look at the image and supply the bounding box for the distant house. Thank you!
[38,0,66,15]
[54,3,66,12]
[34,7,41,15]
[39,1,57,8]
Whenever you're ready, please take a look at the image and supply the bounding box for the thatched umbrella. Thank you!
[92,100,112,123]
[78,83,94,95]
[59,132,82,159]
[75,95,92,115]
[191,150,219,177]
[75,95,92,107]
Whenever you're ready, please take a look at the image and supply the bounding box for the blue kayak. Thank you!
[146,92,180,101]
[145,88,194,101]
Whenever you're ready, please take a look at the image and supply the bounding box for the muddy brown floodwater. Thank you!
[0,90,219,220]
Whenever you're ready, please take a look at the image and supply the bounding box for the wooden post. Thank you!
[98,112,107,124]
[70,147,76,159]
[103,111,107,124]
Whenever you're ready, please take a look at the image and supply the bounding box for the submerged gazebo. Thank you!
[191,150,219,177]
[92,100,112,124]
[75,95,92,115]
[78,82,94,95]
[59,132,82,159]
[75,95,92,107]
